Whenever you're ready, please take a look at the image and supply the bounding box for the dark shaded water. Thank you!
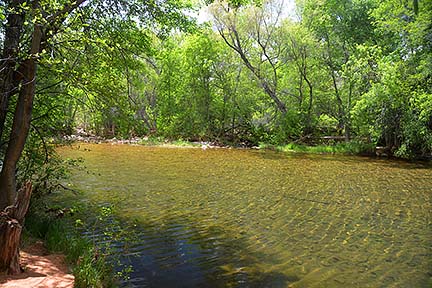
[58,144,432,287]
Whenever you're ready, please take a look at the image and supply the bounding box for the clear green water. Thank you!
[58,143,431,287]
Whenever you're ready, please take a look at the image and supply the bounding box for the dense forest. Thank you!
[0,0,431,278]
[22,0,432,157]
[1,0,432,162]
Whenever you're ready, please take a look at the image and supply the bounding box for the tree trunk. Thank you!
[0,23,41,210]
[0,21,41,274]
[304,71,313,135]
[261,81,287,114]
[0,56,36,208]
[0,0,26,142]
[218,29,287,115]
[1,0,85,275]
[0,182,32,274]
[345,82,353,142]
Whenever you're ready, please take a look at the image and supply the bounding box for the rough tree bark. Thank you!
[0,0,26,145]
[0,22,41,275]
[0,0,86,275]
[0,182,32,274]
[0,23,42,211]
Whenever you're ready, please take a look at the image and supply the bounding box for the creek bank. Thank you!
[61,133,237,149]
[0,240,74,288]
[22,206,116,288]
[61,134,373,156]
[59,131,431,160]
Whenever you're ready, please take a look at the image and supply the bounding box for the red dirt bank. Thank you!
[0,241,74,288]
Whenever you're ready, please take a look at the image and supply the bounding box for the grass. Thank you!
[133,136,376,156]
[138,136,202,147]
[137,136,165,146]
[259,141,375,155]
[24,206,115,288]
[171,139,201,147]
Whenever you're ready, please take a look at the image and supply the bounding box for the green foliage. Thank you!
[2,0,429,177]
[52,0,427,158]
[17,134,82,198]
[260,141,375,155]
[24,200,143,287]
[138,135,166,146]
[24,206,114,288]
[73,247,114,288]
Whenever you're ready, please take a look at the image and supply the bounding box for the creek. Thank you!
[57,143,431,287]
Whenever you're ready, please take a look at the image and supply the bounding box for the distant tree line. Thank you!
[46,0,430,158]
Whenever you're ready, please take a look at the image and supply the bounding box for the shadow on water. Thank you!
[75,203,299,288]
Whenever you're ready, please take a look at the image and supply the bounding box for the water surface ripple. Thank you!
[58,144,432,287]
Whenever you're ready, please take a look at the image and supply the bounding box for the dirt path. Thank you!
[0,241,74,288]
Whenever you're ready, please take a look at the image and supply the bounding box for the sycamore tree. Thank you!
[0,0,192,274]
[210,0,289,116]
